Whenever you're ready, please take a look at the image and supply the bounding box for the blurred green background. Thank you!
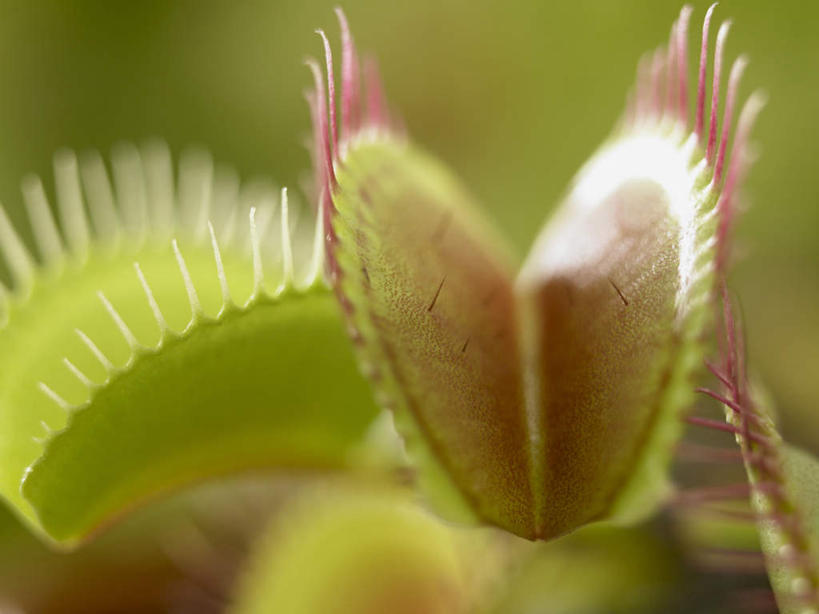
[0,0,815,446]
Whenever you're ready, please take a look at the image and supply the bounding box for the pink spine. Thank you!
[715,56,748,183]
[335,8,359,141]
[707,20,731,163]
[306,59,336,189]
[665,20,678,119]
[650,49,664,117]
[677,6,693,126]
[695,4,717,142]
[317,30,338,155]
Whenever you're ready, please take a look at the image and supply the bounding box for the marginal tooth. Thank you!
[707,20,732,164]
[695,4,717,142]
[695,235,718,260]
[249,207,264,296]
[634,54,651,120]
[178,149,213,238]
[98,291,141,351]
[40,420,55,437]
[80,150,122,243]
[75,328,116,373]
[663,19,678,122]
[38,382,71,411]
[22,174,64,265]
[690,157,710,185]
[208,222,233,308]
[194,178,213,242]
[715,55,748,183]
[142,140,176,236]
[254,202,275,248]
[722,91,767,208]
[305,203,325,285]
[286,190,302,232]
[237,180,277,254]
[54,149,91,255]
[112,142,148,239]
[257,202,280,271]
[280,187,294,287]
[675,5,692,125]
[172,240,203,318]
[682,290,710,314]
[219,199,239,248]
[699,202,720,225]
[211,165,239,237]
[689,262,715,289]
[63,357,95,389]
[0,203,35,291]
[134,262,169,334]
[316,28,338,153]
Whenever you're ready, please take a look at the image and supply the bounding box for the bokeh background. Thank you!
[0,0,815,450]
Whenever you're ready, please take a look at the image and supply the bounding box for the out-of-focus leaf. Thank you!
[229,488,470,614]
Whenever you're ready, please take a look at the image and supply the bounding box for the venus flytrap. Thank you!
[313,5,765,540]
[0,5,816,612]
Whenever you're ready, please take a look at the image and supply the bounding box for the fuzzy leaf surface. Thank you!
[330,141,535,535]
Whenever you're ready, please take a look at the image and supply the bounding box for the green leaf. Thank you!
[0,145,380,545]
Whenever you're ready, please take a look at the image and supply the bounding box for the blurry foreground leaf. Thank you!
[230,488,470,614]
